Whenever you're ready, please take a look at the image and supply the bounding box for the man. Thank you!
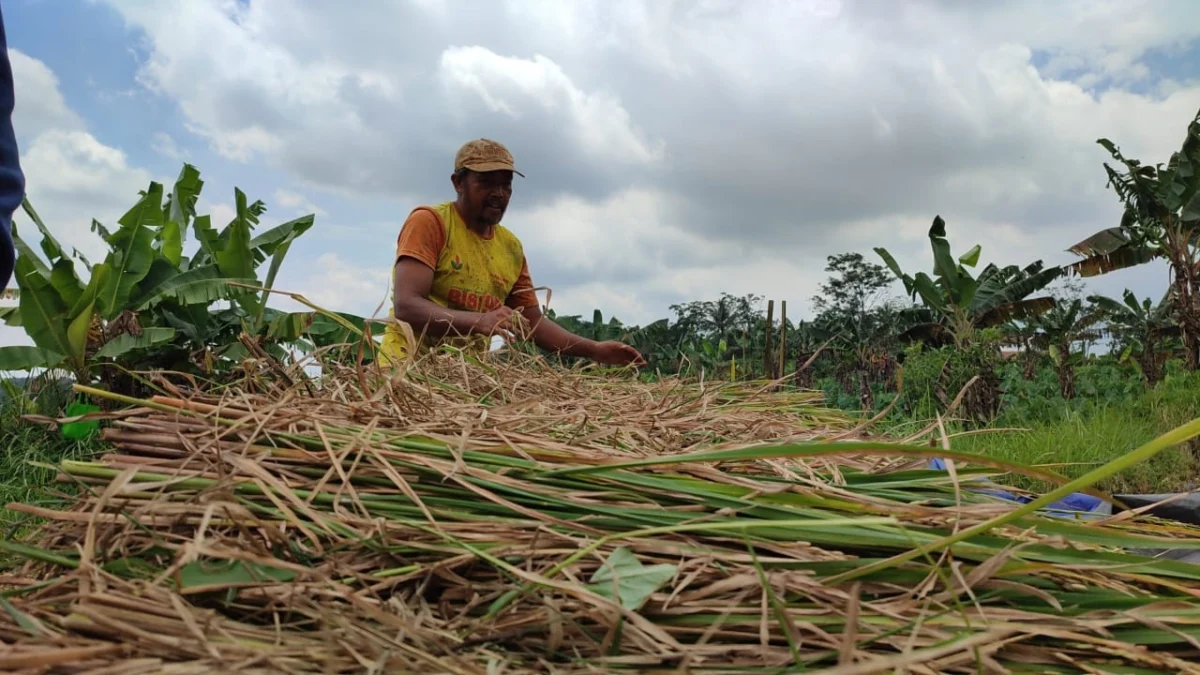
[0,3,24,292]
[380,138,646,368]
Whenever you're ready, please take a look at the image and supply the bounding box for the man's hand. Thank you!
[476,306,528,342]
[587,340,647,367]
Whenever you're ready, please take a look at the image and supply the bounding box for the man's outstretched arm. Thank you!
[517,302,646,367]
[517,302,596,358]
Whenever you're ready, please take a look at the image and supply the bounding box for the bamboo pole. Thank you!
[764,300,775,379]
[778,301,787,381]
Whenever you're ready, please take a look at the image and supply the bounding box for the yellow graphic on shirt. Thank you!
[380,201,527,366]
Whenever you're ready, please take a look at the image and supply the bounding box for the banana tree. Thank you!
[622,317,674,371]
[0,170,218,380]
[1001,318,1041,380]
[528,309,636,364]
[1065,108,1200,369]
[1030,299,1102,399]
[0,164,325,383]
[265,308,369,363]
[875,216,1063,348]
[787,320,832,390]
[1089,288,1179,387]
[588,309,625,342]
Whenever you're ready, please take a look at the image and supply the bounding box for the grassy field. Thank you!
[946,377,1200,495]
[821,359,1200,495]
[0,379,98,539]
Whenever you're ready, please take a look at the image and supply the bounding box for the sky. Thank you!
[2,0,1200,350]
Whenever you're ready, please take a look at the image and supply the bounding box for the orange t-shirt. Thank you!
[379,201,539,365]
[393,207,539,310]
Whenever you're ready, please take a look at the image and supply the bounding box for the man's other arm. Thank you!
[391,210,522,341]
[393,258,522,341]
[509,260,645,366]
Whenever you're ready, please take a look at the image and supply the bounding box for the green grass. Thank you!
[879,362,1200,495]
[0,377,103,563]
[950,402,1198,495]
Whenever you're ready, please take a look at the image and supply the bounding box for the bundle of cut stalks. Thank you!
[3,350,1200,673]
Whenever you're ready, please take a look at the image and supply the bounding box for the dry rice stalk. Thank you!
[1,349,1200,673]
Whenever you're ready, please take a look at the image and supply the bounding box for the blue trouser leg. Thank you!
[0,2,27,292]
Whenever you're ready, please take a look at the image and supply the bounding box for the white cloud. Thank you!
[93,0,1200,327]
[438,47,662,166]
[150,131,185,161]
[955,0,1200,86]
[102,0,662,202]
[202,125,284,164]
[513,187,725,283]
[8,49,84,139]
[197,201,236,231]
[15,130,153,265]
[273,189,327,217]
[10,47,157,267]
[2,51,159,350]
[290,253,392,320]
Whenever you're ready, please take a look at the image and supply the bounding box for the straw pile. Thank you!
[3,351,1200,673]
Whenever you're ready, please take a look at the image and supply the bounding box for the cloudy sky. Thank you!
[3,0,1200,348]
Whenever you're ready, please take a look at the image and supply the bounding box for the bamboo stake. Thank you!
[778,300,788,382]
[764,299,775,379]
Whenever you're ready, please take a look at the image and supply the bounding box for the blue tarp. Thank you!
[928,458,1107,517]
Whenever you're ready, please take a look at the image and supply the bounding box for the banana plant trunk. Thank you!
[1141,347,1163,388]
[794,352,815,390]
[1182,306,1200,372]
[1019,335,1038,380]
[858,370,874,411]
[836,365,855,397]
[1054,339,1076,399]
[963,366,1001,425]
[1167,228,1200,371]
[1021,351,1039,381]
[1057,362,1077,400]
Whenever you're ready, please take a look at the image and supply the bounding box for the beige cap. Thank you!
[454,138,525,177]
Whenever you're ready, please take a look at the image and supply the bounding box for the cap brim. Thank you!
[462,161,525,177]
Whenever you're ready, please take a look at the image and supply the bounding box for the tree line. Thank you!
[544,108,1200,421]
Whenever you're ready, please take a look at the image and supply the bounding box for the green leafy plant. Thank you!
[1090,288,1180,386]
[0,167,239,379]
[875,216,1063,349]
[1066,108,1200,368]
[1000,318,1042,380]
[1031,299,1103,400]
[0,164,356,387]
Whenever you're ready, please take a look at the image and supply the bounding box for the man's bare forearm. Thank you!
[526,311,596,357]
[394,295,491,340]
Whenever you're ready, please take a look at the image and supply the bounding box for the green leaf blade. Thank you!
[98,183,166,318]
[94,327,177,359]
[958,244,982,267]
[132,264,254,310]
[160,220,183,267]
[65,299,96,368]
[0,346,63,371]
[14,257,73,361]
[176,558,296,595]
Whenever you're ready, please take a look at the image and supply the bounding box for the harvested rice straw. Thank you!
[1,350,1200,673]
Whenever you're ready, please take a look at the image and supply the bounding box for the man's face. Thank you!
[457,170,513,226]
